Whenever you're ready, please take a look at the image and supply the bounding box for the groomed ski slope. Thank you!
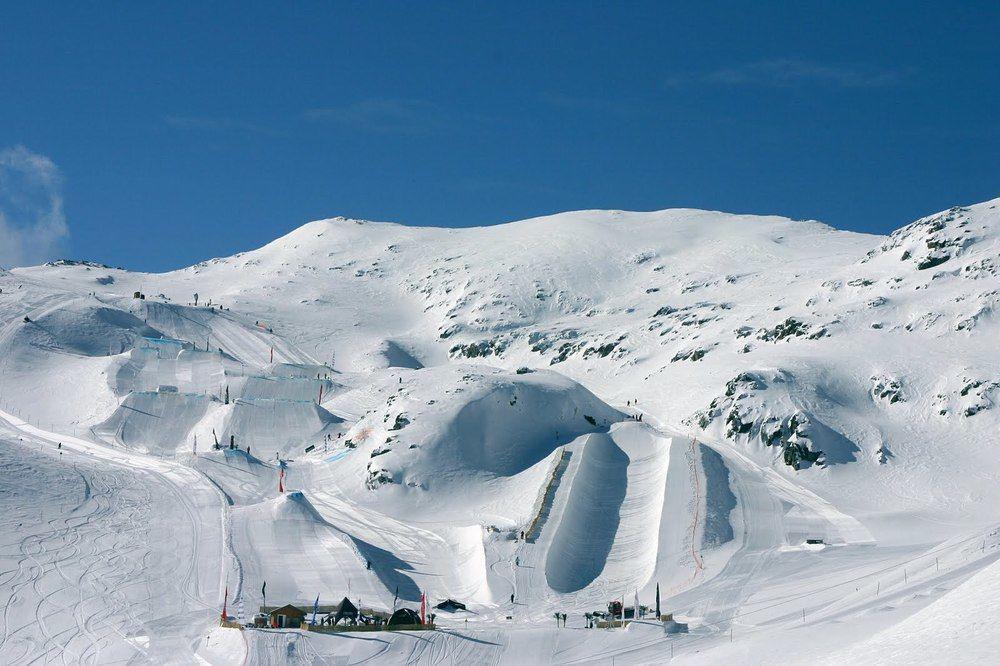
[1,198,998,664]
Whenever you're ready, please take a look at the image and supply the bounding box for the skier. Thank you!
[510,593,514,604]
[57,442,61,449]
[515,556,519,566]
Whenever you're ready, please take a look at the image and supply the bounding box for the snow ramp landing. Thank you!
[93,391,214,454]
[233,491,390,611]
[222,397,342,459]
[141,301,312,365]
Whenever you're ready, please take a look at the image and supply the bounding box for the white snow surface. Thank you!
[1,198,998,664]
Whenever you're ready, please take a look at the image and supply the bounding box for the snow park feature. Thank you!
[0,197,999,664]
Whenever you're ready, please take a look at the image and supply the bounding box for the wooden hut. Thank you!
[268,604,306,628]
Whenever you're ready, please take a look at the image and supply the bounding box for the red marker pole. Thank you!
[221,585,228,622]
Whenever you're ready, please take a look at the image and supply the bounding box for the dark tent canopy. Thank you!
[435,599,467,612]
[332,597,358,626]
[387,608,422,626]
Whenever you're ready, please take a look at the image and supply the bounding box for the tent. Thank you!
[435,599,467,612]
[331,597,358,626]
[387,608,422,627]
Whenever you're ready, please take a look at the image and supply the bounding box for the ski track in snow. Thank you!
[0,412,231,665]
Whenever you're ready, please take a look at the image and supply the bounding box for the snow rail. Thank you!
[525,448,571,543]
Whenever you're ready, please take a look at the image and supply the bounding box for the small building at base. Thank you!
[268,604,306,628]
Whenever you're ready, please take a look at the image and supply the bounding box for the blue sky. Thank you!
[1,1,998,270]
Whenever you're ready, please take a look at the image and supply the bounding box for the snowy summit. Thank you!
[1,198,999,664]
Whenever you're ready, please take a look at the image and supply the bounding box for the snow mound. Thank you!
[11,297,160,356]
[314,364,623,523]
[343,364,621,483]
[271,490,328,523]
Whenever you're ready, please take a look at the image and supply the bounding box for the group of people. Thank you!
[212,433,250,456]
[625,398,644,421]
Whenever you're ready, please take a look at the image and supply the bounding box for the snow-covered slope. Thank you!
[0,197,997,664]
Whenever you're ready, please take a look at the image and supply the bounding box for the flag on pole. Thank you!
[262,580,267,609]
[221,585,228,622]
[393,585,399,611]
[655,583,661,619]
[312,594,320,626]
[420,591,426,625]
[634,589,640,620]
[278,467,285,493]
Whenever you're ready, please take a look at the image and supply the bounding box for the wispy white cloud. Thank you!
[304,98,449,135]
[0,146,69,268]
[164,115,277,135]
[672,59,910,89]
[540,91,630,114]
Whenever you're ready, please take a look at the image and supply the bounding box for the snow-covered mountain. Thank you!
[0,197,997,663]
